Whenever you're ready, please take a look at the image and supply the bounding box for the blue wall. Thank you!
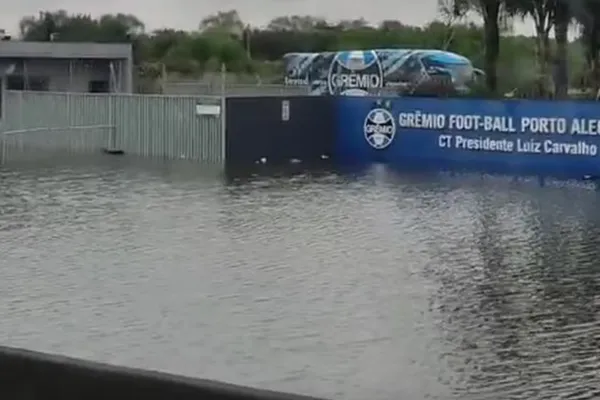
[335,97,600,177]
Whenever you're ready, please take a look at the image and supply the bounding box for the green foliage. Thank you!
[15,8,600,95]
[444,0,600,96]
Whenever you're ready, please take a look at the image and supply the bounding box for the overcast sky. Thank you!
[2,0,537,36]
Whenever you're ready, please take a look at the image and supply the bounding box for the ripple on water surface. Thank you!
[0,157,599,400]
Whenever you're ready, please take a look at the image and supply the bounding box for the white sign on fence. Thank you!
[195,104,221,116]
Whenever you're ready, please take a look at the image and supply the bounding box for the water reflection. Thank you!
[0,158,598,400]
[424,179,600,399]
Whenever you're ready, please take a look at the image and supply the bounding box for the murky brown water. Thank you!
[0,156,599,400]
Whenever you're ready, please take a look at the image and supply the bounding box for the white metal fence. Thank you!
[0,90,224,165]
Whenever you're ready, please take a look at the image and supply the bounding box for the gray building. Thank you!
[0,41,133,93]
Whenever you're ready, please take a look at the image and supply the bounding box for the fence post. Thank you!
[109,94,118,151]
[18,90,23,131]
[0,77,5,130]
[0,76,4,122]
[220,94,226,164]
[66,90,71,127]
[220,63,226,164]
[102,93,121,154]
[108,94,113,149]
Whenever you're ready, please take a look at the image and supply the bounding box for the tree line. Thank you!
[15,5,600,97]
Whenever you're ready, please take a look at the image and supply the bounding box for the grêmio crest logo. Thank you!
[328,50,383,96]
[363,99,395,150]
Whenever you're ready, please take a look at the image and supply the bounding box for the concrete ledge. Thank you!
[0,41,132,59]
[0,346,327,400]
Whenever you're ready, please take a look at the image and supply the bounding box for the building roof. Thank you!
[0,41,132,59]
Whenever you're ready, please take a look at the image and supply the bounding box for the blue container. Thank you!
[335,96,600,177]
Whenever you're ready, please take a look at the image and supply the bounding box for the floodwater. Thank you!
[0,155,599,400]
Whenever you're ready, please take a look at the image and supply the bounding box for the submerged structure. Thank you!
[283,49,484,96]
[0,40,133,93]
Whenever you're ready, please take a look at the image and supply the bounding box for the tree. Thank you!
[442,0,508,93]
[199,10,244,36]
[575,0,600,94]
[438,0,472,50]
[336,19,369,30]
[19,10,143,42]
[267,15,327,31]
[17,8,593,97]
[553,0,570,98]
[19,10,67,40]
[379,20,406,31]
[512,0,555,95]
[98,13,145,39]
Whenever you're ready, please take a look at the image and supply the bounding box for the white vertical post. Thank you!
[109,61,121,93]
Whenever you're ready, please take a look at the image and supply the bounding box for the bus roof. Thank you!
[282,49,471,65]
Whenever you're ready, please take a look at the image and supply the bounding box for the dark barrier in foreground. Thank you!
[225,96,335,166]
[0,346,327,400]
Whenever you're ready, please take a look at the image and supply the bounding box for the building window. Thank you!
[5,76,49,91]
[89,80,109,93]
[7,76,24,90]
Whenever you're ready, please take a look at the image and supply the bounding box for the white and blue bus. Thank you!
[282,49,484,96]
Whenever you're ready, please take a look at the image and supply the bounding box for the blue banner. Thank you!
[335,97,600,176]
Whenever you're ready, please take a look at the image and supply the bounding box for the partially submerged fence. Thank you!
[12,88,599,177]
[0,90,224,165]
[1,91,112,164]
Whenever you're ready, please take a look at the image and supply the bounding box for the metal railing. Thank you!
[161,81,309,97]
[1,125,113,164]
